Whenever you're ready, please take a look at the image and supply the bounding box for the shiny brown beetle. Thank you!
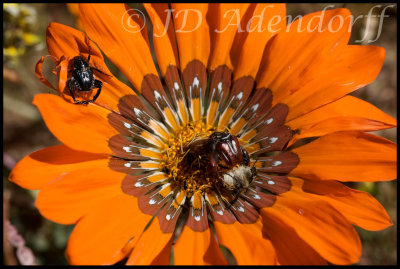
[208,132,255,204]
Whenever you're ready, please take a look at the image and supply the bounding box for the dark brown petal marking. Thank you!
[141,74,180,130]
[217,76,254,130]
[108,112,164,148]
[164,65,189,125]
[254,174,292,194]
[121,173,165,197]
[157,190,186,233]
[117,94,162,128]
[229,198,259,224]
[227,76,254,110]
[140,74,172,112]
[205,191,236,224]
[241,187,276,209]
[240,103,289,140]
[117,94,170,138]
[232,88,273,129]
[206,65,233,126]
[246,125,293,156]
[182,60,208,121]
[138,184,174,216]
[186,191,208,232]
[109,157,158,175]
[109,135,153,160]
[257,151,299,174]
[163,65,185,109]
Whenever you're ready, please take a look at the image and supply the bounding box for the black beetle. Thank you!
[67,46,110,104]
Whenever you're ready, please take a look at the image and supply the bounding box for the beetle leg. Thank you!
[242,147,250,166]
[230,179,243,206]
[68,79,79,104]
[213,181,233,209]
[249,167,257,185]
[91,80,103,103]
[69,78,90,105]
[209,142,220,179]
[230,191,242,206]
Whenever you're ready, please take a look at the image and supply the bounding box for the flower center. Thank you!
[160,121,215,197]
[160,120,255,205]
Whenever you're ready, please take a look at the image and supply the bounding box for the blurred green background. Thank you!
[3,3,397,265]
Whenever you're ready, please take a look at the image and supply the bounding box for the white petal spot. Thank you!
[166,214,171,221]
[149,199,156,205]
[154,90,162,100]
[251,104,259,112]
[216,210,223,215]
[134,107,142,116]
[174,82,179,90]
[193,77,199,88]
[272,161,282,166]
[236,92,243,100]
[194,215,201,221]
[238,206,245,212]
[298,209,304,215]
[266,118,274,125]
[269,137,278,144]
[124,122,131,129]
[124,162,132,168]
[217,82,223,91]
[253,194,261,200]
[134,182,143,187]
[267,180,275,185]
[122,146,131,153]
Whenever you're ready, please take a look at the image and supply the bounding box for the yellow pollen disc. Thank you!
[161,121,216,196]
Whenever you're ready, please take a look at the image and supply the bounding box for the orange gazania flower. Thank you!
[9,3,397,265]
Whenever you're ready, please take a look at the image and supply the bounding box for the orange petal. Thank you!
[33,94,118,154]
[208,3,250,70]
[66,4,83,30]
[296,177,393,231]
[256,8,354,107]
[151,234,174,265]
[9,145,107,190]
[46,22,137,112]
[35,158,124,224]
[261,211,327,265]
[172,3,210,68]
[230,4,256,69]
[79,4,158,91]
[291,131,397,182]
[173,226,227,265]
[126,219,173,265]
[143,4,177,76]
[261,191,362,265]
[151,4,179,66]
[66,194,153,265]
[233,4,286,79]
[286,95,397,146]
[284,45,386,121]
[46,22,100,61]
[214,219,278,265]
